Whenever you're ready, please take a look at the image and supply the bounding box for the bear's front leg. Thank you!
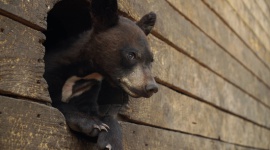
[97,116,123,150]
[59,73,109,137]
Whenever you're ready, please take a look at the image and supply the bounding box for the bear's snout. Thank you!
[145,81,159,97]
[118,64,158,98]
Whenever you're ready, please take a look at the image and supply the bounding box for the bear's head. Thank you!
[85,0,158,98]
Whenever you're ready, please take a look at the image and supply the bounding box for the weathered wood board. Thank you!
[8,0,270,92]
[0,96,97,150]
[239,0,270,51]
[0,0,58,30]
[204,0,270,68]
[148,35,270,129]
[121,122,259,150]
[255,0,270,22]
[1,95,265,150]
[118,0,270,88]
[0,15,50,103]
[1,0,270,109]
[265,0,270,14]
[120,85,270,149]
[118,0,270,108]
[165,0,270,110]
[169,0,270,71]
[241,0,270,38]
[0,0,270,149]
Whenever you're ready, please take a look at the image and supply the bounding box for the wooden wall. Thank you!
[1,0,270,149]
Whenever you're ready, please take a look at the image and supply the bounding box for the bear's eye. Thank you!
[127,52,136,60]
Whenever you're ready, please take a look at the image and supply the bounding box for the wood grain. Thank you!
[1,95,266,149]
[241,0,270,38]
[265,0,270,12]
[147,35,270,129]
[117,0,270,105]
[255,0,270,22]
[166,0,270,110]
[0,0,59,30]
[0,96,97,149]
[203,0,270,68]
[0,0,269,149]
[121,122,261,150]
[120,85,270,149]
[0,15,50,102]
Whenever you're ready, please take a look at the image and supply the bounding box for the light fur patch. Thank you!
[61,73,103,103]
[61,76,81,103]
[83,73,103,81]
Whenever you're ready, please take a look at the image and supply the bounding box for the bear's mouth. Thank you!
[119,79,152,98]
[119,82,141,98]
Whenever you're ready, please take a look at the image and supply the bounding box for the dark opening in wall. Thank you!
[43,0,92,52]
[43,0,127,110]
[43,0,100,143]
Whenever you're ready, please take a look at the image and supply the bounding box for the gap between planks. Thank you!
[154,78,270,132]
[151,29,270,110]
[160,1,270,109]
[0,92,51,106]
[200,0,270,71]
[240,0,270,39]
[1,2,269,149]
[3,6,270,131]
[2,2,270,111]
[120,121,269,150]
[122,8,270,100]
[254,0,270,23]
[2,1,270,135]
[0,8,45,32]
[165,0,270,90]
[120,7,270,114]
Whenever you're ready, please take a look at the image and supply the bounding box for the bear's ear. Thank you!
[90,0,119,31]
[137,12,156,35]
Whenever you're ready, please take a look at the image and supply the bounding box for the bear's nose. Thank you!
[145,82,159,95]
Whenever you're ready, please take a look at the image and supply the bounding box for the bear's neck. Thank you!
[53,30,96,64]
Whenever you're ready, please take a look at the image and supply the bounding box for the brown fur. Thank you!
[44,0,157,149]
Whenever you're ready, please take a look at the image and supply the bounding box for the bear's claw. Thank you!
[102,123,110,129]
[100,125,109,132]
[93,124,101,131]
[93,123,110,132]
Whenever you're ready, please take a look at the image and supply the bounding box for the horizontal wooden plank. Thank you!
[121,122,263,150]
[0,96,97,149]
[2,95,266,149]
[208,0,270,65]
[256,0,270,22]
[120,85,270,149]
[265,0,270,11]
[117,0,270,107]
[238,0,270,53]
[165,0,270,110]
[241,0,270,38]
[0,15,50,102]
[0,0,58,30]
[146,35,270,129]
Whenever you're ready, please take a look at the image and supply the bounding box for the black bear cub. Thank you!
[44,0,157,149]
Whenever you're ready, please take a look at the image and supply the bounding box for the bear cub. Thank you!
[44,0,158,149]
